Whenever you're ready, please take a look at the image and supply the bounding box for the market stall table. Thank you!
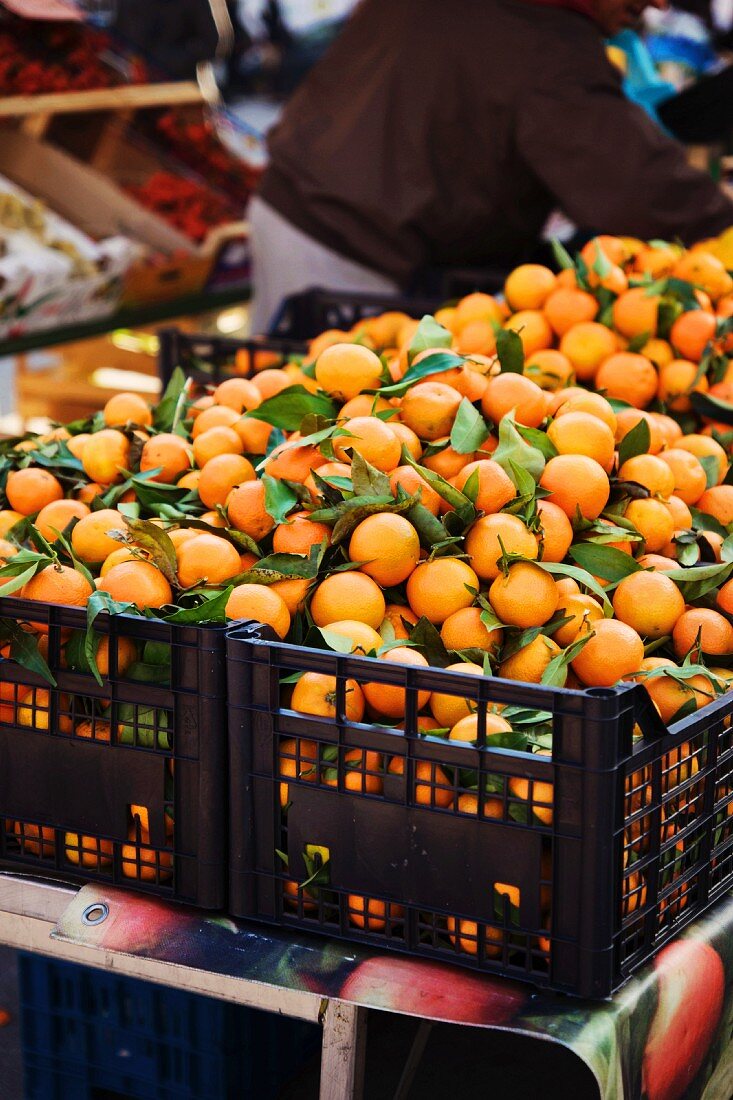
[0,873,731,1100]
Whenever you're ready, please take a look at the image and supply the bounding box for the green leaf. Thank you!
[495,328,525,375]
[85,591,140,685]
[311,495,414,545]
[350,451,392,497]
[0,619,56,686]
[244,386,337,431]
[690,391,733,426]
[406,502,449,551]
[665,560,733,601]
[408,314,452,365]
[541,632,593,688]
[699,455,720,491]
[407,617,452,667]
[570,543,642,583]
[124,517,178,586]
[450,398,490,454]
[377,352,465,398]
[516,424,558,461]
[691,507,730,538]
[540,561,613,614]
[402,452,477,527]
[550,238,575,270]
[722,535,733,564]
[618,418,652,467]
[492,414,545,484]
[153,366,187,432]
[263,475,299,524]
[166,587,233,624]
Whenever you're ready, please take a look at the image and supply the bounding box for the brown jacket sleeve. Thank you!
[516,34,733,245]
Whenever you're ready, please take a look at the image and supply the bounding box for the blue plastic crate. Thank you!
[19,954,319,1100]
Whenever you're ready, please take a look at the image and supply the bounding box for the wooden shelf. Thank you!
[0,81,203,119]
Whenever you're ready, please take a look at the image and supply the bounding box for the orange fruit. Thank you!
[676,435,728,485]
[66,433,90,459]
[233,416,273,455]
[673,251,732,300]
[406,558,479,624]
[613,571,685,639]
[536,500,574,563]
[213,377,261,413]
[618,454,675,499]
[81,429,131,485]
[665,495,693,529]
[612,287,660,339]
[670,309,717,361]
[504,265,556,311]
[363,646,431,719]
[399,382,463,441]
[524,348,575,391]
[716,579,733,616]
[481,372,546,428]
[314,343,384,401]
[623,498,675,554]
[553,391,617,432]
[465,513,538,580]
[191,404,240,438]
[304,461,352,501]
[34,499,90,542]
[22,564,93,619]
[547,410,615,472]
[389,466,441,516]
[571,620,645,686]
[449,712,513,743]
[544,287,599,337]
[139,433,192,484]
[5,468,64,516]
[672,608,733,659]
[333,416,402,472]
[272,510,331,556]
[559,322,617,382]
[64,832,114,868]
[387,755,454,808]
[614,408,663,455]
[440,607,502,654]
[264,439,327,482]
[651,412,684,449]
[227,479,275,541]
[499,634,562,683]
[453,319,497,356]
[641,338,674,369]
[271,577,313,616]
[658,359,708,413]
[176,533,242,588]
[633,657,713,725]
[71,509,126,563]
[225,584,290,638]
[96,561,173,609]
[422,440,473,478]
[320,620,383,655]
[581,234,627,268]
[310,571,386,629]
[489,562,558,628]
[696,485,733,525]
[0,510,23,536]
[380,603,418,641]
[657,449,707,506]
[453,292,504,332]
[11,821,55,858]
[595,353,658,408]
[347,895,404,932]
[103,392,152,428]
[553,594,604,647]
[75,483,104,505]
[251,369,292,400]
[192,425,244,466]
[428,662,484,727]
[445,916,503,957]
[348,513,420,587]
[540,455,610,521]
[197,453,256,509]
[452,459,516,514]
[291,671,365,722]
[278,736,319,805]
[504,310,553,355]
[387,422,422,461]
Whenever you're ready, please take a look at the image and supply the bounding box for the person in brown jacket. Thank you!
[248,0,733,332]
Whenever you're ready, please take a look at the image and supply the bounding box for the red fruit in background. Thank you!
[339,955,527,1025]
[642,939,725,1100]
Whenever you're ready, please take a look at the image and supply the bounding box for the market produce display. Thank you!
[1,233,733,966]
[152,110,263,206]
[125,170,242,245]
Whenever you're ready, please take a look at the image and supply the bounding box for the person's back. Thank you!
[259,0,733,282]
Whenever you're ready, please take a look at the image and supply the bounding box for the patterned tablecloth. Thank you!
[53,885,733,1100]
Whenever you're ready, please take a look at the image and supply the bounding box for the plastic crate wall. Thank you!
[0,597,228,907]
[227,626,733,999]
[19,953,319,1100]
[157,328,307,389]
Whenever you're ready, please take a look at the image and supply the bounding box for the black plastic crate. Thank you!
[19,953,319,1100]
[267,287,440,341]
[227,625,733,999]
[157,328,307,390]
[0,596,228,907]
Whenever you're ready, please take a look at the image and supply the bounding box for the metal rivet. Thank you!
[81,902,109,926]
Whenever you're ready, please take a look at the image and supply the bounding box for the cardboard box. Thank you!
[0,129,215,308]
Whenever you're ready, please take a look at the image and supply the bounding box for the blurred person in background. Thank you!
[114,0,218,79]
[248,0,733,332]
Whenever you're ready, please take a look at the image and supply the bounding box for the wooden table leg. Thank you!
[319,1001,368,1100]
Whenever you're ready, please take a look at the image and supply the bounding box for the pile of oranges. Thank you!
[1,232,733,933]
